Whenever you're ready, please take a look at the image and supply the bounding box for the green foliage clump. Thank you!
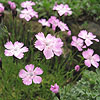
[55,69,100,100]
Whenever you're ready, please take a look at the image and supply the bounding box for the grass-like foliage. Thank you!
[0,11,78,100]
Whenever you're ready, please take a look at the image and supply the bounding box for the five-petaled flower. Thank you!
[34,32,63,59]
[50,83,59,93]
[82,49,100,68]
[4,41,28,59]
[78,30,99,46]
[38,19,50,27]
[71,36,84,51]
[19,8,38,21]
[53,4,72,16]
[19,64,43,85]
[21,1,35,9]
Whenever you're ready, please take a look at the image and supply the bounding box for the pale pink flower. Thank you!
[0,3,4,13]
[4,41,28,59]
[58,21,69,31]
[82,49,100,68]
[19,64,43,85]
[53,4,72,16]
[71,36,84,51]
[78,30,99,46]
[48,16,60,31]
[50,83,59,93]
[75,65,80,72]
[38,19,50,27]
[21,1,35,9]
[34,32,63,59]
[8,1,16,10]
[19,8,38,21]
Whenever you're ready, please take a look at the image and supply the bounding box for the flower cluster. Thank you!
[71,30,100,68]
[4,41,28,59]
[71,30,99,51]
[8,1,16,10]
[19,1,38,21]
[53,4,72,16]
[34,32,63,59]
[0,3,4,16]
[48,16,70,32]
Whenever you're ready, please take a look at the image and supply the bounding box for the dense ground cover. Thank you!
[0,0,100,100]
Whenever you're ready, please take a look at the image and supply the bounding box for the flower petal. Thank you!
[91,61,99,68]
[84,59,91,67]
[4,41,14,49]
[4,49,14,56]
[34,40,45,51]
[33,76,42,84]
[14,53,24,59]
[34,67,43,75]
[93,54,100,61]
[25,64,34,72]
[19,69,27,78]
[23,77,32,85]
[14,41,24,48]
[43,47,54,59]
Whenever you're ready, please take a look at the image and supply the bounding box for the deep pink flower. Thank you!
[82,49,100,68]
[50,83,59,93]
[48,16,60,31]
[75,65,80,72]
[78,30,99,46]
[53,4,72,16]
[21,1,35,9]
[19,64,43,85]
[58,21,69,31]
[4,41,28,59]
[38,19,50,27]
[8,1,16,10]
[0,3,4,13]
[19,8,38,21]
[34,32,63,59]
[71,36,84,51]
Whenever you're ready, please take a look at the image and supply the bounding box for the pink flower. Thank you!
[67,30,71,36]
[19,8,38,21]
[53,4,72,16]
[82,49,100,68]
[34,32,63,59]
[21,1,35,9]
[50,83,59,93]
[71,36,84,51]
[48,16,60,31]
[75,65,80,72]
[0,3,4,13]
[78,30,99,46]
[19,64,43,85]
[8,1,16,10]
[38,19,50,27]
[4,41,28,59]
[58,21,69,31]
